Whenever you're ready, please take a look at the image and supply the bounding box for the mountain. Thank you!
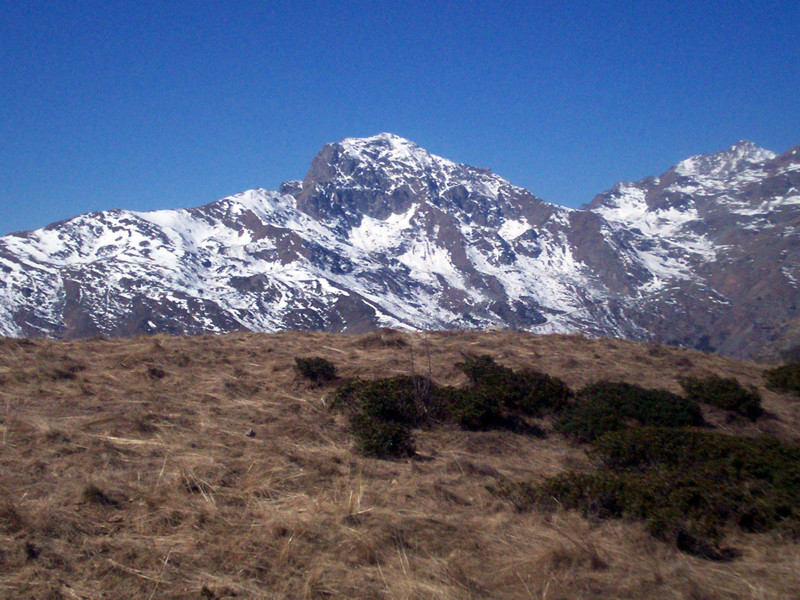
[585,140,800,358]
[1,133,798,359]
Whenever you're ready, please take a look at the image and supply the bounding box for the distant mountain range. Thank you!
[1,133,798,359]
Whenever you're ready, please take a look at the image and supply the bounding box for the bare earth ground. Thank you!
[0,330,799,599]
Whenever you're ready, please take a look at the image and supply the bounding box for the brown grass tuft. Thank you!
[357,327,410,348]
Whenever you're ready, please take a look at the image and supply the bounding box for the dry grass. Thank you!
[0,330,798,599]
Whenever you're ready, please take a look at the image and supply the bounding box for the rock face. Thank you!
[1,133,798,359]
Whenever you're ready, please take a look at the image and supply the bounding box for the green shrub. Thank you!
[329,376,432,458]
[348,412,416,459]
[680,375,762,420]
[555,381,703,441]
[457,353,514,387]
[495,427,800,559]
[764,363,800,396]
[534,470,730,558]
[328,358,567,458]
[326,378,363,412]
[456,354,570,417]
[294,356,337,383]
[594,428,800,540]
[447,387,514,431]
[554,399,625,442]
[329,370,550,434]
[327,375,444,425]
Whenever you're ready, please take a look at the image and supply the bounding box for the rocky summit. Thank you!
[1,133,798,359]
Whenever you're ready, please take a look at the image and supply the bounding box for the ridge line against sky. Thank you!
[1,0,798,236]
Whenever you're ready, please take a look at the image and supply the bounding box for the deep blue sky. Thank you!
[2,0,798,235]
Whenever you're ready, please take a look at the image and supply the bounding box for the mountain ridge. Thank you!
[1,134,798,359]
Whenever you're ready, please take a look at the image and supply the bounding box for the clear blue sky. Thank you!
[1,0,798,235]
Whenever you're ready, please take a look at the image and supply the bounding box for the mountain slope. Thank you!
[587,140,800,357]
[1,134,798,358]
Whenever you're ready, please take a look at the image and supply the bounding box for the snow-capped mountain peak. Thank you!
[674,140,776,179]
[337,133,449,171]
[0,134,798,360]
[294,134,548,230]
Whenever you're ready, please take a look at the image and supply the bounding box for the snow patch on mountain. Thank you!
[498,217,530,240]
[728,194,800,216]
[593,184,701,238]
[348,203,418,252]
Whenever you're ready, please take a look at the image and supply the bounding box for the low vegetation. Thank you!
[764,362,800,396]
[331,350,798,563]
[348,412,417,458]
[454,353,571,417]
[328,375,445,425]
[328,356,566,457]
[680,374,763,420]
[495,428,800,559]
[294,356,337,383]
[555,381,703,441]
[328,375,437,458]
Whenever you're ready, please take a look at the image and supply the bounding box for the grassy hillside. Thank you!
[1,330,799,599]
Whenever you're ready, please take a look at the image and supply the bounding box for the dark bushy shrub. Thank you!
[329,357,568,458]
[448,387,519,432]
[764,363,800,396]
[553,397,625,441]
[348,412,416,459]
[679,375,762,420]
[457,353,513,387]
[328,375,444,425]
[456,354,570,417]
[328,375,439,459]
[330,364,562,435]
[294,357,337,383]
[534,470,731,558]
[495,427,800,558]
[555,381,703,441]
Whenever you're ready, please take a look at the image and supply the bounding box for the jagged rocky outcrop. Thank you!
[1,133,798,359]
